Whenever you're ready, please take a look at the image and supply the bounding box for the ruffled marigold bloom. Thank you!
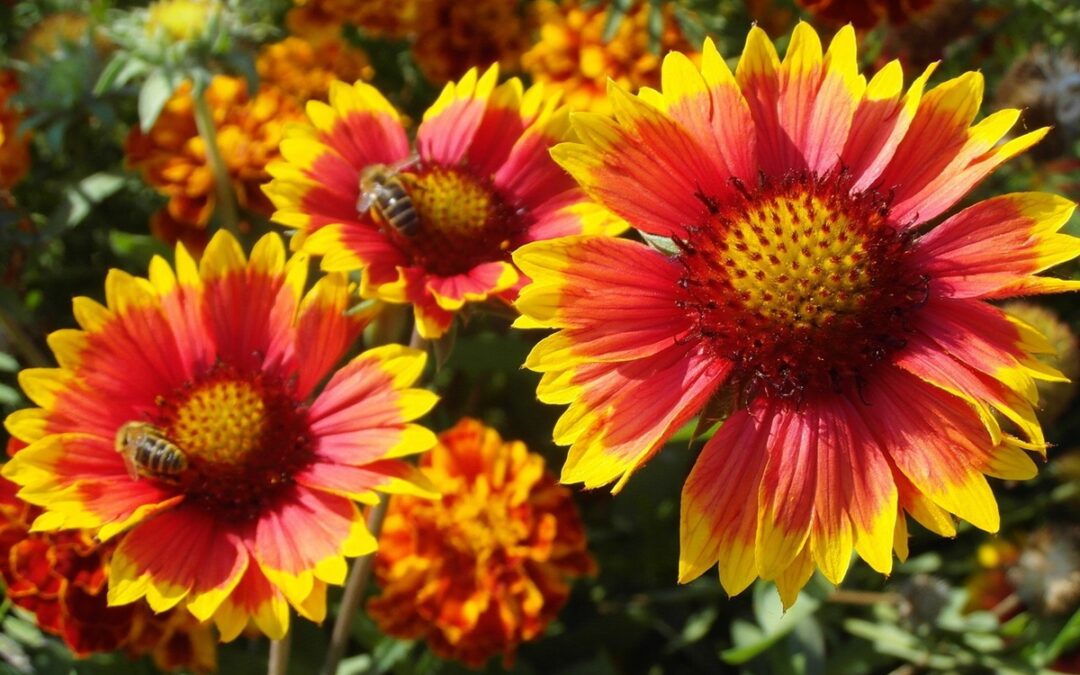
[16,11,111,62]
[264,66,624,339]
[0,69,30,190]
[521,0,693,114]
[1001,301,1079,421]
[368,419,595,667]
[411,0,533,85]
[125,76,303,245]
[2,231,439,638]
[514,23,1080,606]
[287,0,417,40]
[257,35,373,103]
[0,474,216,671]
[796,0,936,30]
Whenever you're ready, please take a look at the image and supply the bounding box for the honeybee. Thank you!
[356,160,421,237]
[115,422,189,483]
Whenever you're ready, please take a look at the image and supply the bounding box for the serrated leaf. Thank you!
[138,69,176,131]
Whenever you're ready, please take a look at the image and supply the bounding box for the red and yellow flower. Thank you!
[368,419,595,667]
[514,23,1080,606]
[264,66,624,339]
[2,231,439,638]
[521,0,694,115]
[125,76,303,249]
[0,472,217,672]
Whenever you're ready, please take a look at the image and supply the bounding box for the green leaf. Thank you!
[721,582,821,664]
[1045,606,1080,664]
[1,615,45,649]
[94,54,148,95]
[108,231,171,268]
[45,172,126,233]
[0,352,17,371]
[138,69,176,131]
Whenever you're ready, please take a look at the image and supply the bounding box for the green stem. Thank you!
[321,499,390,675]
[268,623,292,675]
[191,87,240,237]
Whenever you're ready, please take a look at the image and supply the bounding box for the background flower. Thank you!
[264,66,624,339]
[412,0,535,85]
[368,418,595,668]
[125,77,303,249]
[256,35,374,104]
[521,0,694,114]
[0,69,30,190]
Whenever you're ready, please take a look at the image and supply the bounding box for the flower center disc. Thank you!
[379,165,522,276]
[678,173,927,402]
[156,365,313,520]
[172,381,265,464]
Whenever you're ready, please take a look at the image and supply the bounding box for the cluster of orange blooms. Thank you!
[286,0,690,90]
[124,77,303,251]
[369,420,595,667]
[0,69,30,190]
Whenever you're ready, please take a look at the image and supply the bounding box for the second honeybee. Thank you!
[357,164,420,237]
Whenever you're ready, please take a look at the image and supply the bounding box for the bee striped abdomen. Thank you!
[376,184,419,236]
[116,422,189,483]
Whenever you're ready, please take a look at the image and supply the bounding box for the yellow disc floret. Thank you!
[171,380,266,465]
[723,193,876,329]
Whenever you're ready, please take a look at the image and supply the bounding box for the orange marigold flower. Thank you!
[125,76,303,242]
[0,476,217,671]
[0,69,30,190]
[796,0,937,30]
[16,11,111,62]
[257,35,374,103]
[368,419,595,668]
[2,231,439,639]
[149,209,211,257]
[411,0,533,85]
[514,23,1080,607]
[264,67,625,339]
[287,0,417,40]
[521,0,694,114]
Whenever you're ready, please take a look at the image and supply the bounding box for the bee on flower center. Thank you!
[357,159,422,237]
[115,421,189,484]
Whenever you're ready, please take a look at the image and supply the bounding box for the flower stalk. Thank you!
[321,499,389,675]
[191,86,240,236]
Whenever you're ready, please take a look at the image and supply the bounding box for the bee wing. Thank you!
[120,450,141,481]
[391,154,421,173]
[356,191,376,213]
